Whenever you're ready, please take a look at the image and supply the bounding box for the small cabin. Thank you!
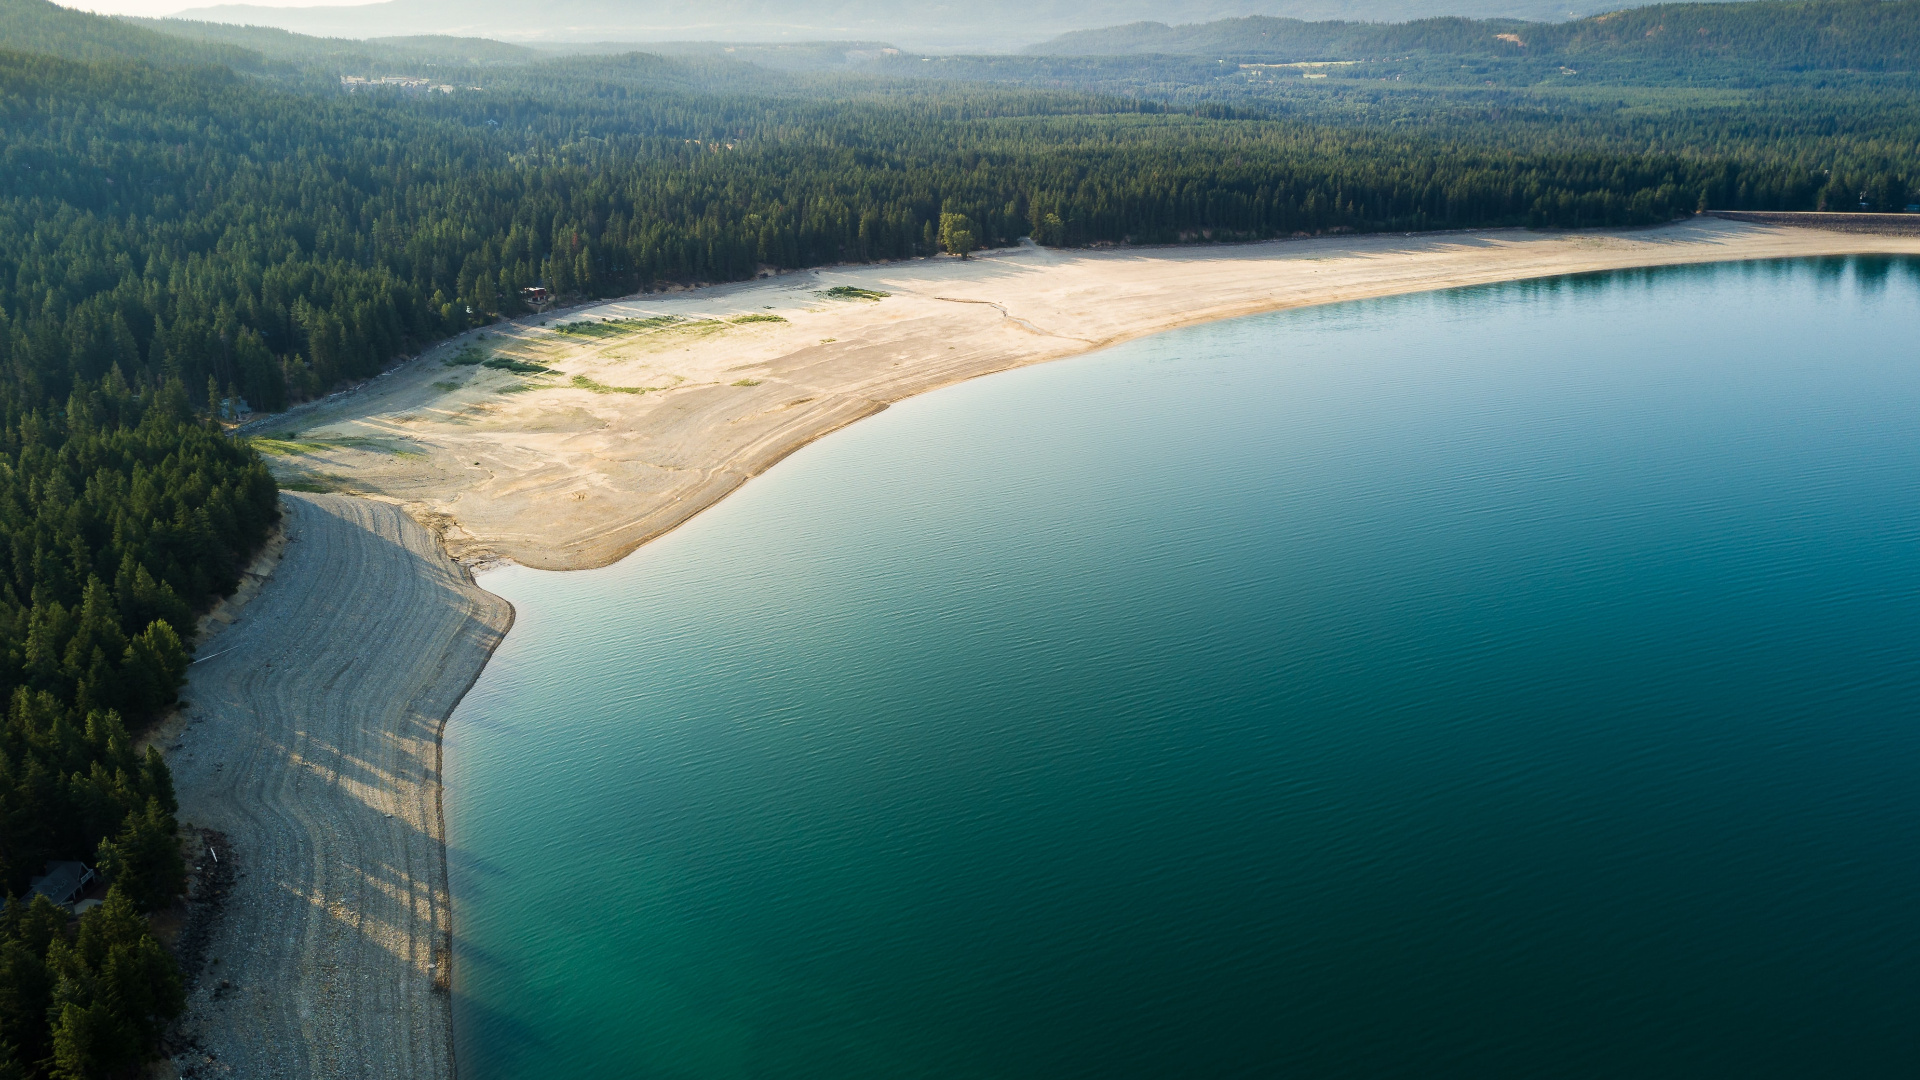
[28,861,95,909]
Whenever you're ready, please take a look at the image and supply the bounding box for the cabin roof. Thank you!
[27,861,91,905]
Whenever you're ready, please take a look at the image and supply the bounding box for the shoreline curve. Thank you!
[168,223,1920,1077]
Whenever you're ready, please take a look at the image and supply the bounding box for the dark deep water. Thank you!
[446,258,1920,1078]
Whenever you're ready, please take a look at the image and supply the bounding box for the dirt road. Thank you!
[163,494,512,1079]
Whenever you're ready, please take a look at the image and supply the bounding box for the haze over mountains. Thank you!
[163,0,1642,49]
[1029,0,1918,67]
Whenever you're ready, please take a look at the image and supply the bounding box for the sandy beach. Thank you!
[162,219,1920,1075]
[259,219,1920,571]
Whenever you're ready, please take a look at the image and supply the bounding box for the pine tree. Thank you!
[94,802,186,914]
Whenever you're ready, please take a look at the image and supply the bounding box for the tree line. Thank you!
[6,26,1906,420]
[0,367,277,1077]
[0,12,283,1072]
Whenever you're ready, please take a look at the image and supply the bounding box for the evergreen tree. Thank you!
[44,889,182,1080]
[94,801,186,914]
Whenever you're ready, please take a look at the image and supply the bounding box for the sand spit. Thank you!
[258,219,1920,571]
[162,494,511,1079]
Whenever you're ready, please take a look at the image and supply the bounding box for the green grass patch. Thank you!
[483,357,553,374]
[824,286,888,301]
[658,319,727,339]
[444,344,488,366]
[497,382,536,394]
[569,375,652,395]
[280,480,335,493]
[731,378,762,387]
[263,435,422,456]
[730,313,787,324]
[250,437,331,456]
[431,380,461,392]
[553,315,680,337]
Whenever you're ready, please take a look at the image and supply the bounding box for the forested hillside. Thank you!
[0,0,262,66]
[130,18,541,69]
[0,376,275,1077]
[1035,0,1920,74]
[0,4,284,1076]
[162,0,1641,51]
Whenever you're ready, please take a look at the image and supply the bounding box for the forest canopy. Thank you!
[1033,0,1920,73]
[6,0,1917,417]
[0,7,282,1078]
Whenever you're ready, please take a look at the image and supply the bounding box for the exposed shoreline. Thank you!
[162,495,510,1079]
[265,218,1920,572]
[172,221,1920,1078]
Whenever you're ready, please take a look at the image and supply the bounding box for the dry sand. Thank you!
[159,494,511,1078]
[259,219,1920,571]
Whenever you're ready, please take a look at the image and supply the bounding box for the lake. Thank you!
[445,257,1920,1078]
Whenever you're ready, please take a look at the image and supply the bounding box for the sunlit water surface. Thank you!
[447,258,1920,1078]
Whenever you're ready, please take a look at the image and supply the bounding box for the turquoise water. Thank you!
[445,258,1920,1078]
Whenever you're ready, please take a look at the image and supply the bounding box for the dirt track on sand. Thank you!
[160,493,511,1079]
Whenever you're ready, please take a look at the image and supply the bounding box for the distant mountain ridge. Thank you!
[0,0,265,65]
[0,0,566,70]
[1029,0,1920,67]
[132,17,546,65]
[164,0,1659,50]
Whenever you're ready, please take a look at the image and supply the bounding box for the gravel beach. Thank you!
[163,494,512,1078]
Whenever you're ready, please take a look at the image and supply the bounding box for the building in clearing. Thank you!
[28,861,95,908]
[339,76,456,94]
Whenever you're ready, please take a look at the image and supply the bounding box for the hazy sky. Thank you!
[59,0,370,16]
